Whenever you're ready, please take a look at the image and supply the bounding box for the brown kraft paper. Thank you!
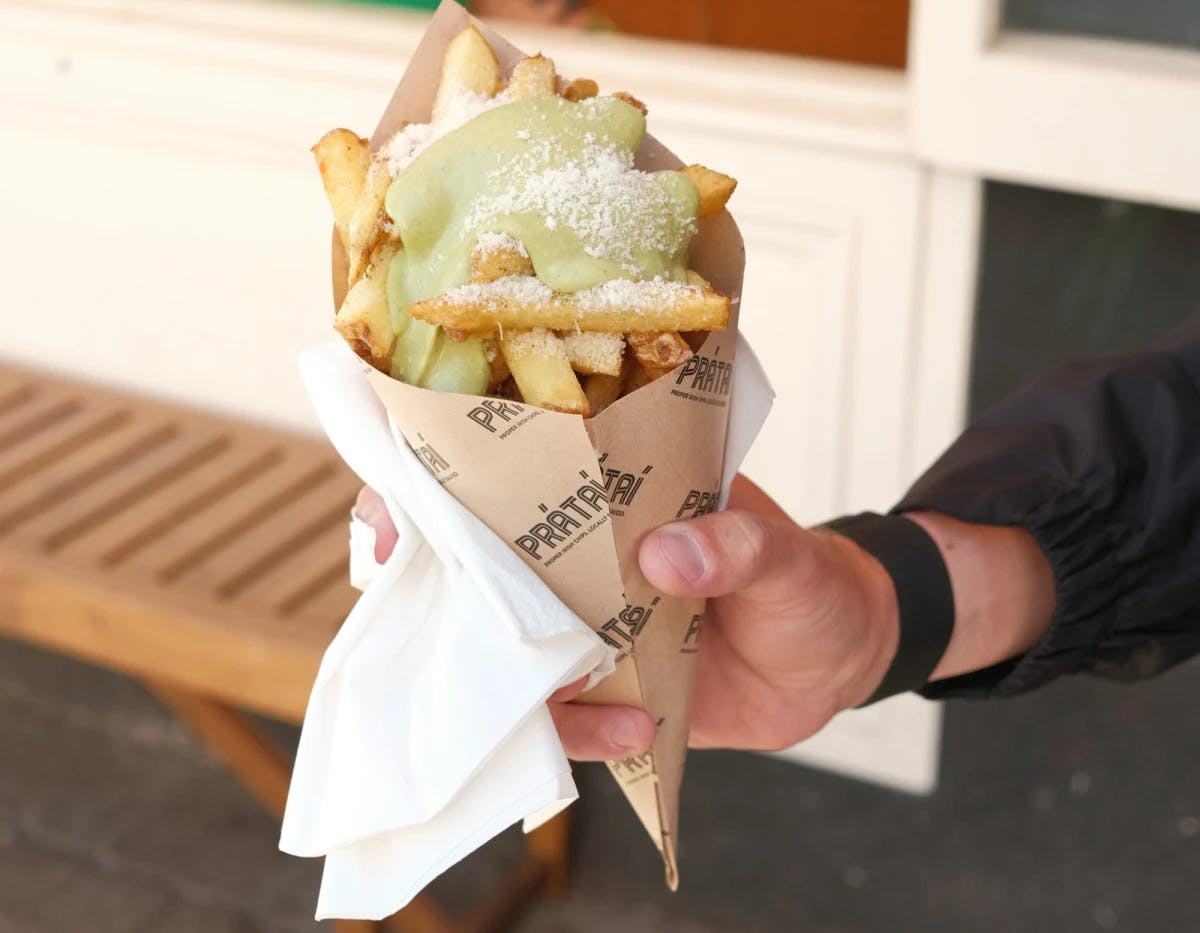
[332,0,745,889]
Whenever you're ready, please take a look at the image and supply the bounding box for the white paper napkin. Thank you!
[280,337,773,920]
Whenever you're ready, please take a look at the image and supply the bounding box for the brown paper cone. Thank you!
[331,0,745,888]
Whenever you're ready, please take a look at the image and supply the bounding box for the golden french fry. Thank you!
[334,241,400,373]
[613,91,647,116]
[494,376,523,403]
[410,280,729,334]
[562,77,599,102]
[346,162,392,284]
[434,25,500,119]
[482,336,511,389]
[559,330,625,376]
[500,329,590,415]
[506,54,556,99]
[311,129,371,252]
[471,235,534,283]
[681,164,737,219]
[627,331,693,380]
[623,356,652,395]
[583,372,622,414]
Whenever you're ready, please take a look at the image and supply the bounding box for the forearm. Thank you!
[904,511,1055,683]
[897,312,1200,697]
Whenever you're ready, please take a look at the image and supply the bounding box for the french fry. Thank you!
[627,331,693,380]
[409,280,730,333]
[681,164,737,219]
[320,24,740,416]
[562,77,599,102]
[433,25,500,119]
[613,91,648,116]
[623,357,652,395]
[345,162,392,284]
[334,241,400,373]
[494,376,523,403]
[560,330,625,376]
[583,372,622,414]
[505,54,556,99]
[482,336,511,389]
[471,236,535,282]
[311,129,371,252]
[499,329,590,415]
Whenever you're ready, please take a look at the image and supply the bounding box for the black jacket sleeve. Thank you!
[895,312,1200,699]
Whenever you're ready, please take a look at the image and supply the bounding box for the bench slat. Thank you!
[0,401,134,492]
[174,470,356,596]
[14,426,232,552]
[233,519,358,622]
[0,412,178,532]
[53,436,282,566]
[0,361,365,719]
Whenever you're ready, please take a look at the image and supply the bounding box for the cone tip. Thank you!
[663,837,680,891]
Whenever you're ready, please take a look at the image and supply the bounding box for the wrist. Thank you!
[903,511,1054,681]
[825,533,901,710]
[823,512,958,705]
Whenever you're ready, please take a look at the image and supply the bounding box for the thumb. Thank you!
[638,509,810,598]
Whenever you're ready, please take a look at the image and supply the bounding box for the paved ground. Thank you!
[3,632,1200,933]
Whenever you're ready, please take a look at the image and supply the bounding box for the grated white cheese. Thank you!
[502,328,565,359]
[577,277,700,310]
[463,134,695,276]
[432,274,701,314]
[380,85,505,175]
[474,231,529,259]
[437,275,555,307]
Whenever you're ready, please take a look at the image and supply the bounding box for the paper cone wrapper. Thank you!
[334,0,745,888]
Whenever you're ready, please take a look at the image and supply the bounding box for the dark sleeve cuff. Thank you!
[824,512,955,704]
[897,484,1126,701]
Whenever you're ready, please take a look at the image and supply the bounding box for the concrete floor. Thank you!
[3,632,1200,933]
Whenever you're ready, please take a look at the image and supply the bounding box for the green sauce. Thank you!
[384,94,699,391]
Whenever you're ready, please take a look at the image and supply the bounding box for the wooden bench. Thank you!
[0,361,568,933]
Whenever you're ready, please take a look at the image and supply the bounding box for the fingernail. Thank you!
[656,525,707,584]
[353,488,385,527]
[608,716,647,753]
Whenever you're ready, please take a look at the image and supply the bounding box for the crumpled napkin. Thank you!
[280,338,772,920]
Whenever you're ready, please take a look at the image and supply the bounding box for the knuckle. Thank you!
[711,511,785,584]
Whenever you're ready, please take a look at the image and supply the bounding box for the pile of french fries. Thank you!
[313,26,737,417]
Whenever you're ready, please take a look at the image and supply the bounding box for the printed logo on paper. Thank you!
[669,345,732,407]
[597,596,661,654]
[609,751,654,785]
[411,433,457,484]
[597,453,653,517]
[513,470,610,565]
[676,488,719,520]
[465,398,543,437]
[681,612,703,655]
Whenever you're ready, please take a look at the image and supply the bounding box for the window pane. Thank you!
[970,182,1200,418]
[1003,0,1200,51]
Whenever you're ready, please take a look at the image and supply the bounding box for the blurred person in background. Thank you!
[358,311,1200,760]
[374,0,599,28]
[471,0,595,28]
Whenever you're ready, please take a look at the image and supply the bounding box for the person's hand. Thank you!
[352,477,900,756]
[353,474,1052,757]
[633,474,1053,750]
[636,475,899,750]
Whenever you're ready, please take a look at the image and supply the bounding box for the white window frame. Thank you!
[911,0,1200,212]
